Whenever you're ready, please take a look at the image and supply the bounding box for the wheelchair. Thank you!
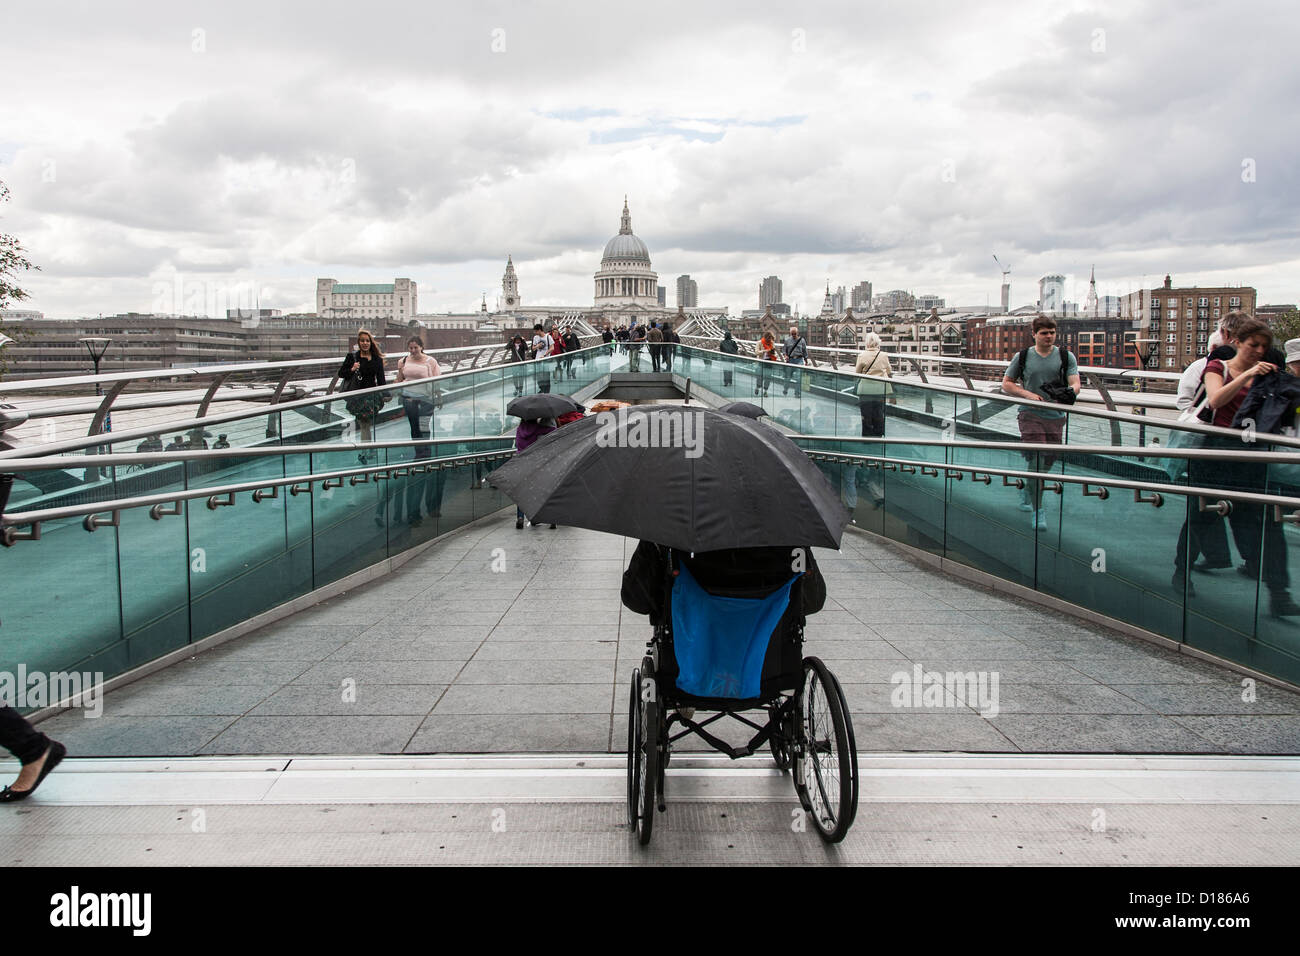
[625,554,858,846]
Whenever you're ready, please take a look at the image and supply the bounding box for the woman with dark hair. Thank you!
[1176,318,1299,615]
[507,334,529,396]
[338,328,387,456]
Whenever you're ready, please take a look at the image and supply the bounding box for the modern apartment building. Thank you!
[1119,276,1256,370]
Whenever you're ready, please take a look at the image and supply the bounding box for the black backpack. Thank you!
[1015,345,1076,405]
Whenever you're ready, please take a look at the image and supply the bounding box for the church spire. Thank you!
[619,196,633,235]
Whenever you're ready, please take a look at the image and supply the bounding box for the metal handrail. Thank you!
[0,345,607,460]
[0,342,504,395]
[0,434,516,471]
[790,435,1300,462]
[7,443,1298,542]
[669,342,1179,411]
[8,343,1295,459]
[0,448,516,541]
[800,449,1300,512]
[673,337,1183,383]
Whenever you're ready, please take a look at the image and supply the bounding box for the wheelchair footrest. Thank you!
[673,712,776,761]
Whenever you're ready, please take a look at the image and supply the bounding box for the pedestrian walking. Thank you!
[507,334,529,396]
[854,332,893,438]
[1179,318,1299,615]
[756,331,778,396]
[513,417,557,529]
[338,328,387,459]
[783,325,808,397]
[719,330,739,386]
[531,324,552,392]
[647,322,664,372]
[1000,315,1080,530]
[0,708,65,802]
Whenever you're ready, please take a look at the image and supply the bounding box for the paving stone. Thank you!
[408,714,613,752]
[850,713,1019,752]
[433,683,615,715]
[1112,682,1300,716]
[455,659,616,684]
[248,684,441,717]
[30,715,239,757]
[1170,716,1300,753]
[986,714,1219,753]
[198,716,425,754]
[326,640,483,661]
[99,682,271,717]
[291,660,466,685]
[471,640,619,661]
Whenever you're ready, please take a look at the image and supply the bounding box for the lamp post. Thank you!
[79,336,114,433]
[1132,336,1159,449]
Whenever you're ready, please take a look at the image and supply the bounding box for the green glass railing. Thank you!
[0,441,513,690]
[6,344,1299,693]
[794,435,1300,686]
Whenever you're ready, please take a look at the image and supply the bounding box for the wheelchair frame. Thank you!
[626,579,859,847]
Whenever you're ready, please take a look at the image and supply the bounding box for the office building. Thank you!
[676,275,698,309]
[851,281,873,311]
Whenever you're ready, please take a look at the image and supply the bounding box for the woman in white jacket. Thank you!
[854,333,893,437]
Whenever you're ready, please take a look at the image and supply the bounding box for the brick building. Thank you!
[1119,276,1256,371]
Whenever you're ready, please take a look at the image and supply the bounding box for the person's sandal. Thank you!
[1,741,66,802]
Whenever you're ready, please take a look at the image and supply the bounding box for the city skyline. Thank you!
[1,0,1296,320]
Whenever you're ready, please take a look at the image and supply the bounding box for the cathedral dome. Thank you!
[600,198,652,266]
[602,232,650,263]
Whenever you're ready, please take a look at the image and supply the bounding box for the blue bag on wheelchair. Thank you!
[669,563,797,699]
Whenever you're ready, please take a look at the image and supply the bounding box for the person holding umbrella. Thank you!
[505,392,583,529]
[491,404,849,551]
[512,416,557,529]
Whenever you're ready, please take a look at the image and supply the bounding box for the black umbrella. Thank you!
[489,404,849,551]
[506,393,584,420]
[717,401,768,419]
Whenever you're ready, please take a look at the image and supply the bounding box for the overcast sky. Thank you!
[3,0,1298,320]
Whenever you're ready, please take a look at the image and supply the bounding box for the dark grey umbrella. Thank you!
[506,393,584,420]
[489,404,849,551]
[718,401,767,419]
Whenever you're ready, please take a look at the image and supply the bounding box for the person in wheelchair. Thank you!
[620,540,826,711]
[621,541,826,624]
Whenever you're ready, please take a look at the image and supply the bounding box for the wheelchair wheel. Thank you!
[627,664,658,845]
[797,657,858,843]
[626,669,641,830]
[769,704,793,771]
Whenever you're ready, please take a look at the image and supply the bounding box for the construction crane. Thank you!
[992,254,1011,313]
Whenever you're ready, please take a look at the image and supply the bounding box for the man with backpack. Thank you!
[562,328,581,378]
[1000,315,1080,530]
[531,323,552,392]
[783,324,809,397]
